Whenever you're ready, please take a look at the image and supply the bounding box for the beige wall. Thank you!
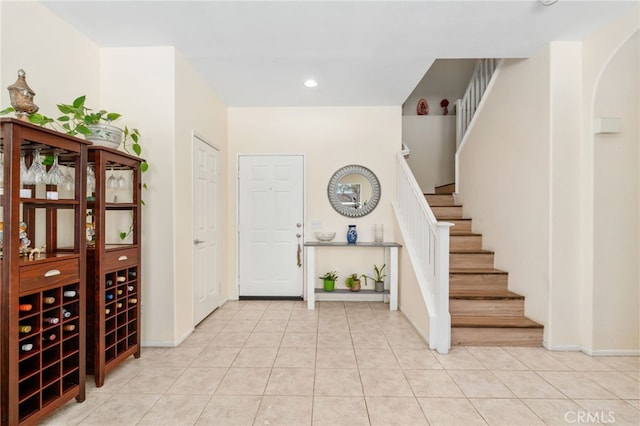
[227,107,401,298]
[0,1,99,118]
[402,116,456,193]
[393,215,431,345]
[174,51,229,341]
[580,6,639,353]
[100,47,177,344]
[458,49,551,330]
[592,32,639,352]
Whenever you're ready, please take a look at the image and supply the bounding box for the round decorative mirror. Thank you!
[327,164,381,217]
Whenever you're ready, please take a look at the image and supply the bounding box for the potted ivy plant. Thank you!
[1,95,148,172]
[362,264,386,292]
[319,271,338,292]
[345,273,361,292]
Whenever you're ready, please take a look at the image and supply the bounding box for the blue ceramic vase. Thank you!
[347,225,358,244]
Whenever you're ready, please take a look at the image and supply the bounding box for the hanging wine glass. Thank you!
[46,153,65,186]
[116,170,127,189]
[63,166,74,191]
[106,167,118,189]
[21,152,35,185]
[27,149,47,185]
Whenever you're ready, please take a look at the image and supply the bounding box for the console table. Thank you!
[304,242,401,310]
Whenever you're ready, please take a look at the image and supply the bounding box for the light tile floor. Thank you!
[44,300,640,425]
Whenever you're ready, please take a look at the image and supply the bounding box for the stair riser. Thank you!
[435,183,455,194]
[450,253,495,269]
[432,206,463,219]
[450,299,524,317]
[425,194,455,206]
[450,274,509,292]
[451,327,543,346]
[449,220,472,234]
[450,235,483,250]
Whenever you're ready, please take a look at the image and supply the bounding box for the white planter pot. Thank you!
[86,123,123,149]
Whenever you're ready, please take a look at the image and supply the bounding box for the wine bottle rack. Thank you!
[1,118,88,425]
[17,284,81,422]
[85,146,142,387]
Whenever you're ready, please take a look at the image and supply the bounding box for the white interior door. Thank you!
[239,155,304,297]
[193,136,222,324]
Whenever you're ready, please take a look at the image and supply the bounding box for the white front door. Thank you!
[193,135,222,324]
[238,155,304,297]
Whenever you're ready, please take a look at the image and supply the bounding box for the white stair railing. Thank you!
[393,149,452,354]
[456,58,499,147]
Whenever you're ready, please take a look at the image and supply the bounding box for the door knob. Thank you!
[193,239,206,245]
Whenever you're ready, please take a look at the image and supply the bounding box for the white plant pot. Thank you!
[86,123,123,149]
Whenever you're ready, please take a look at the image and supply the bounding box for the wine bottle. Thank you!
[105,308,111,315]
[116,276,126,283]
[43,333,56,341]
[128,271,137,278]
[116,302,123,309]
[21,343,34,352]
[19,304,33,311]
[62,308,72,318]
[127,285,134,292]
[19,325,32,333]
[106,293,114,300]
[63,290,76,298]
[43,297,55,304]
[106,279,114,287]
[117,289,123,296]
[62,324,75,331]
[43,317,59,325]
[128,298,138,304]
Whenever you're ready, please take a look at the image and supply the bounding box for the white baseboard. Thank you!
[544,342,640,356]
[582,348,640,356]
[141,327,194,348]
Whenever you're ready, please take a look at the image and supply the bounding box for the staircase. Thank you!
[427,183,543,346]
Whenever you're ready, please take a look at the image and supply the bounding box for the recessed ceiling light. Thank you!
[304,79,318,88]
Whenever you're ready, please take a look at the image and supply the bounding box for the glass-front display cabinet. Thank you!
[85,146,142,387]
[0,118,88,425]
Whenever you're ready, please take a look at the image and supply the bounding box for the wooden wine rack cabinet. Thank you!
[85,146,142,387]
[1,118,88,425]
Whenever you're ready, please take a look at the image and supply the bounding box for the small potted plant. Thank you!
[345,273,361,292]
[319,271,338,292]
[362,264,386,292]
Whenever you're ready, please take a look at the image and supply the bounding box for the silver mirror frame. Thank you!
[327,164,381,217]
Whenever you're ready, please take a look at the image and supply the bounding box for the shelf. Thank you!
[305,242,400,310]
[304,241,402,248]
[314,288,389,302]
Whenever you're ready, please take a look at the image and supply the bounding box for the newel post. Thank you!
[435,222,453,354]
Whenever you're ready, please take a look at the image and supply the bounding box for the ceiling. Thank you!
[43,1,637,107]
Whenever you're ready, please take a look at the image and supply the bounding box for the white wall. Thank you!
[0,1,99,118]
[458,50,551,330]
[547,42,583,349]
[592,32,639,352]
[403,59,476,116]
[227,107,400,297]
[458,5,640,353]
[174,51,229,340]
[100,47,177,344]
[100,47,230,345]
[402,116,456,192]
[580,6,639,354]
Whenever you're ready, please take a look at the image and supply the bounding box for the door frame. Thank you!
[235,153,306,299]
[192,131,223,324]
